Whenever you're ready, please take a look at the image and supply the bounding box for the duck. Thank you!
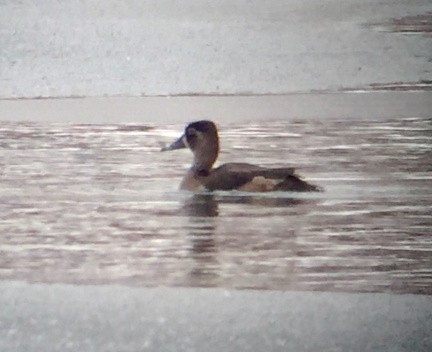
[161,120,322,192]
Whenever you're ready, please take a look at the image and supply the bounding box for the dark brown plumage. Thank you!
[161,120,322,192]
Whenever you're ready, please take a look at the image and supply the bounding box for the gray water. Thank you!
[1,117,431,294]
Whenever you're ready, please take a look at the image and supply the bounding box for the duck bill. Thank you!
[161,134,188,151]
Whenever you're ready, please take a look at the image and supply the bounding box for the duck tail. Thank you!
[274,175,323,192]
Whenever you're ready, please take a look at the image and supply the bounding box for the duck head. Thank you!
[162,120,220,173]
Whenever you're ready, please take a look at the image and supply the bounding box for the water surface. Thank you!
[1,117,431,294]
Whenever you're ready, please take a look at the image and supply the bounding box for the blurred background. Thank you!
[1,0,431,99]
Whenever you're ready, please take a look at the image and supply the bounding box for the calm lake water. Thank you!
[1,117,431,294]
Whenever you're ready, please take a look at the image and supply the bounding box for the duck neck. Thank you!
[191,158,214,176]
[190,135,219,177]
[191,149,218,176]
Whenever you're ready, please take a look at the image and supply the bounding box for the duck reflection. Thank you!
[182,194,219,286]
[183,192,305,217]
[183,193,219,218]
[182,193,306,287]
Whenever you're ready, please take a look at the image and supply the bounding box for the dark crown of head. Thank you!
[186,120,215,133]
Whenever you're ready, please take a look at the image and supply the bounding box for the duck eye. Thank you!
[186,127,196,137]
[187,128,204,142]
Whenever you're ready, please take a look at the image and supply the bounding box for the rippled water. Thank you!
[1,117,431,294]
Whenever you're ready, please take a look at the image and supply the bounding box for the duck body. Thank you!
[162,120,322,193]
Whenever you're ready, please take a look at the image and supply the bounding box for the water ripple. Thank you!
[0,117,431,294]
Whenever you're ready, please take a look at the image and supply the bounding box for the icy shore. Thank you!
[1,281,431,352]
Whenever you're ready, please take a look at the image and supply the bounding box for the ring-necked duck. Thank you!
[162,120,322,192]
